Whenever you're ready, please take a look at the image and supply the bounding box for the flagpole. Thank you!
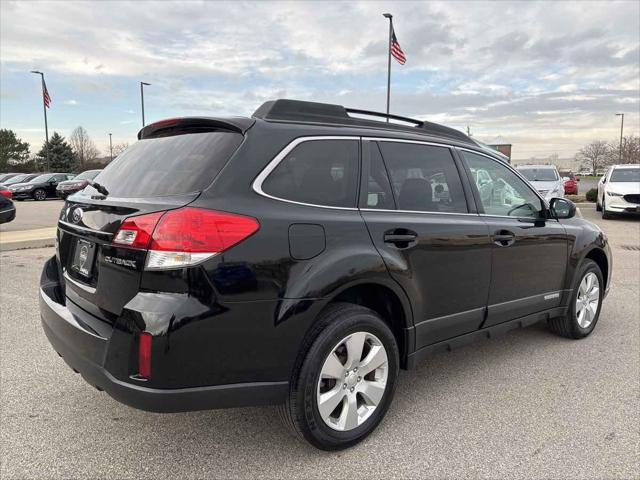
[31,70,50,171]
[383,13,393,122]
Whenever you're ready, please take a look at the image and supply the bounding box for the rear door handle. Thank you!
[383,230,418,248]
[493,230,516,247]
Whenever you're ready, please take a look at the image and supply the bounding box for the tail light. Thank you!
[113,207,259,270]
[0,189,11,199]
[138,332,152,379]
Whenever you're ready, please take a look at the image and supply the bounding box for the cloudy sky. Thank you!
[1,0,639,159]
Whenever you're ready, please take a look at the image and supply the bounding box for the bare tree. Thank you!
[111,142,129,158]
[576,140,611,175]
[609,135,640,164]
[69,126,99,171]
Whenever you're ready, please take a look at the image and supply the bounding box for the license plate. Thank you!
[71,239,96,277]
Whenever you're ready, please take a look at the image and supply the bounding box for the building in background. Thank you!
[479,136,512,161]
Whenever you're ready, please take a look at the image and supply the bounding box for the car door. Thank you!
[459,150,569,327]
[359,139,492,348]
[46,174,61,196]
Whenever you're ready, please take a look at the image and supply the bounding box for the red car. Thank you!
[0,185,12,199]
[560,170,578,195]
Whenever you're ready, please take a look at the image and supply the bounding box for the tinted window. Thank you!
[262,140,359,208]
[31,174,54,183]
[610,168,640,182]
[377,142,467,213]
[364,143,395,209]
[517,167,558,181]
[86,131,243,198]
[463,151,542,218]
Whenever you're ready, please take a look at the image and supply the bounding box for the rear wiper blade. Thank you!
[87,181,109,196]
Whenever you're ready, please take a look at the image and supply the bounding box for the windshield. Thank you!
[518,168,558,181]
[4,174,30,185]
[87,131,243,198]
[75,170,101,181]
[29,174,53,183]
[610,168,640,182]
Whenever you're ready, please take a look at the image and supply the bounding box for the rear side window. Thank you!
[377,142,468,213]
[261,139,359,208]
[87,131,243,198]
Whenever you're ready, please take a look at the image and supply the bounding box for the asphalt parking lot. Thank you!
[1,206,638,479]
[0,198,64,232]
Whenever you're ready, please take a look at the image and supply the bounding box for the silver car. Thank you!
[516,165,565,201]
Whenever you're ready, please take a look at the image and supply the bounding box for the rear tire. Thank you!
[549,259,604,339]
[279,303,399,450]
[33,188,46,201]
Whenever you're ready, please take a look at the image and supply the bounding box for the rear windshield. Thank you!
[87,131,242,197]
[610,168,640,182]
[518,168,558,181]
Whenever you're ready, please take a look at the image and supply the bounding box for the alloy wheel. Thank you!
[576,272,600,328]
[316,331,388,431]
[34,189,46,200]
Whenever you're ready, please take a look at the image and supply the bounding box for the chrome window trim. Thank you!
[360,208,479,217]
[251,135,361,211]
[58,220,114,237]
[363,137,456,149]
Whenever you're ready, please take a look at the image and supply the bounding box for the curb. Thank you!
[0,227,57,252]
[0,238,56,252]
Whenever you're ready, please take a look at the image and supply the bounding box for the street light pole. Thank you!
[615,113,624,163]
[383,13,393,122]
[108,133,113,162]
[140,81,151,127]
[31,70,50,171]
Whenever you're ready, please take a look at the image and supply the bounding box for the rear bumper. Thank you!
[39,259,288,412]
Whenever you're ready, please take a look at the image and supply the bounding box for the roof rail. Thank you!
[252,99,472,144]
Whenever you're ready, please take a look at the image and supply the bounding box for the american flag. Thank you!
[43,79,51,108]
[390,28,406,65]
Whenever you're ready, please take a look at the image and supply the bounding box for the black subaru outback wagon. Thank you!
[40,99,611,450]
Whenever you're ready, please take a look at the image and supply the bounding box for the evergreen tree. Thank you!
[36,132,75,171]
[0,129,30,171]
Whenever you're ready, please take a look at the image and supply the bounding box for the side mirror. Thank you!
[550,197,576,219]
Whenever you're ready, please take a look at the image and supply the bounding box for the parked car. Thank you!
[596,164,640,218]
[40,99,611,451]
[56,169,102,199]
[559,170,579,195]
[0,173,40,187]
[0,173,21,183]
[516,165,565,200]
[0,187,16,224]
[9,172,75,201]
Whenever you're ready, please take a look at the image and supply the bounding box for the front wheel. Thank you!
[549,259,604,339]
[33,188,47,201]
[279,303,399,450]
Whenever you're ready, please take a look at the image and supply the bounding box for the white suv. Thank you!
[597,165,640,218]
[516,165,564,201]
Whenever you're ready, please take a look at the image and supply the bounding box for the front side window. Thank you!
[463,151,542,218]
[377,142,468,213]
[261,139,359,208]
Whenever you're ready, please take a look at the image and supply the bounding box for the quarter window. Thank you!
[462,151,542,218]
[376,142,468,213]
[261,140,359,208]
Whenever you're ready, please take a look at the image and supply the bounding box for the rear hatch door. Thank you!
[58,125,246,320]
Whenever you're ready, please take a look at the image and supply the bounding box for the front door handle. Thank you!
[493,230,516,247]
[383,230,418,248]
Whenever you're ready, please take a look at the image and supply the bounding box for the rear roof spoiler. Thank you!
[252,99,473,144]
[138,117,255,140]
